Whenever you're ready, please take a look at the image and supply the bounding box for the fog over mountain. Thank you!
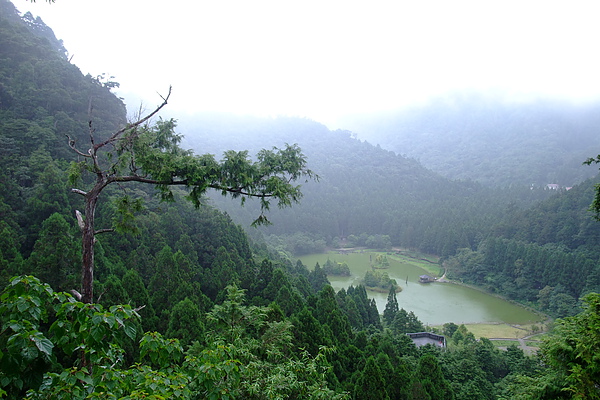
[338,93,600,187]
[14,0,600,192]
[16,1,600,126]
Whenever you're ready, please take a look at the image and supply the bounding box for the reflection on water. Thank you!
[298,252,540,325]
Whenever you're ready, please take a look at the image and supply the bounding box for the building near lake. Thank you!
[419,275,435,283]
[407,332,446,348]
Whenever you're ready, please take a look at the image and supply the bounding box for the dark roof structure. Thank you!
[407,332,446,348]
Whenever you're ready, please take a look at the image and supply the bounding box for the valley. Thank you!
[2,2,600,398]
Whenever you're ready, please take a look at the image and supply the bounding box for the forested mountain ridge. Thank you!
[0,5,354,397]
[0,4,429,398]
[339,93,600,187]
[178,112,555,256]
[493,175,600,251]
[0,0,126,262]
[444,174,600,317]
[1,0,67,57]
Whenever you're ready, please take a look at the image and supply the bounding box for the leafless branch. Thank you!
[72,189,87,196]
[94,228,114,235]
[87,96,97,148]
[88,118,96,147]
[95,286,109,303]
[96,86,172,150]
[75,210,85,230]
[66,134,92,158]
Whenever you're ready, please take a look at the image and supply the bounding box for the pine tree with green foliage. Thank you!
[309,262,330,293]
[166,297,204,347]
[25,212,78,291]
[354,356,390,400]
[291,306,330,357]
[383,285,399,326]
[121,268,158,331]
[411,354,454,400]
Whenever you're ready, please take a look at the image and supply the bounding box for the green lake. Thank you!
[298,251,542,326]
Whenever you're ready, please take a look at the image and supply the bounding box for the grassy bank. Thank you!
[387,249,443,277]
[464,323,532,339]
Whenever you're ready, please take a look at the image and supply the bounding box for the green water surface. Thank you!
[298,251,541,325]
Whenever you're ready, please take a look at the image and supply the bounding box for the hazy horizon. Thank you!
[16,0,600,129]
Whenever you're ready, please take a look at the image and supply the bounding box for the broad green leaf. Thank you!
[33,335,54,357]
[124,324,137,341]
[21,345,38,361]
[16,299,29,313]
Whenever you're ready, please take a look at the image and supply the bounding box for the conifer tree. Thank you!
[308,262,330,293]
[354,356,390,400]
[383,285,399,326]
[25,212,78,291]
[412,354,454,400]
[166,297,204,347]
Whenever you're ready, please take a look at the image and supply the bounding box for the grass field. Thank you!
[439,324,546,352]
[388,250,443,277]
[488,339,521,347]
[458,323,536,339]
[527,332,550,341]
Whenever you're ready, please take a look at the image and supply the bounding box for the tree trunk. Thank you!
[81,183,101,304]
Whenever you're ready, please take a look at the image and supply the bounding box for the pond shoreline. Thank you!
[300,249,545,326]
[386,250,551,335]
[385,248,549,325]
[434,269,548,326]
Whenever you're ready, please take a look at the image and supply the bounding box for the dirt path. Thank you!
[436,267,449,282]
[489,334,542,355]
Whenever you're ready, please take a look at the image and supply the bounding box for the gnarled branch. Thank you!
[96,86,172,150]
[66,134,91,158]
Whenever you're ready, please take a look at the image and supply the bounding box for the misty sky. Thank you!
[15,0,600,127]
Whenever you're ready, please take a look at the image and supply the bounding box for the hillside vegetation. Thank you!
[180,113,556,257]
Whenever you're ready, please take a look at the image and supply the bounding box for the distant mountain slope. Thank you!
[443,174,600,315]
[0,0,125,142]
[492,174,600,252]
[339,93,600,187]
[178,113,553,256]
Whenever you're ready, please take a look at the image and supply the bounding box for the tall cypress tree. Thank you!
[383,285,399,326]
[354,356,390,400]
[25,212,79,291]
[412,354,454,400]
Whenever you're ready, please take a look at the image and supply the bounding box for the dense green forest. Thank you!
[178,113,557,257]
[444,175,600,317]
[2,1,600,398]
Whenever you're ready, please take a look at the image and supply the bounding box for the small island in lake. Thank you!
[322,258,351,276]
[372,254,390,269]
[363,270,401,293]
